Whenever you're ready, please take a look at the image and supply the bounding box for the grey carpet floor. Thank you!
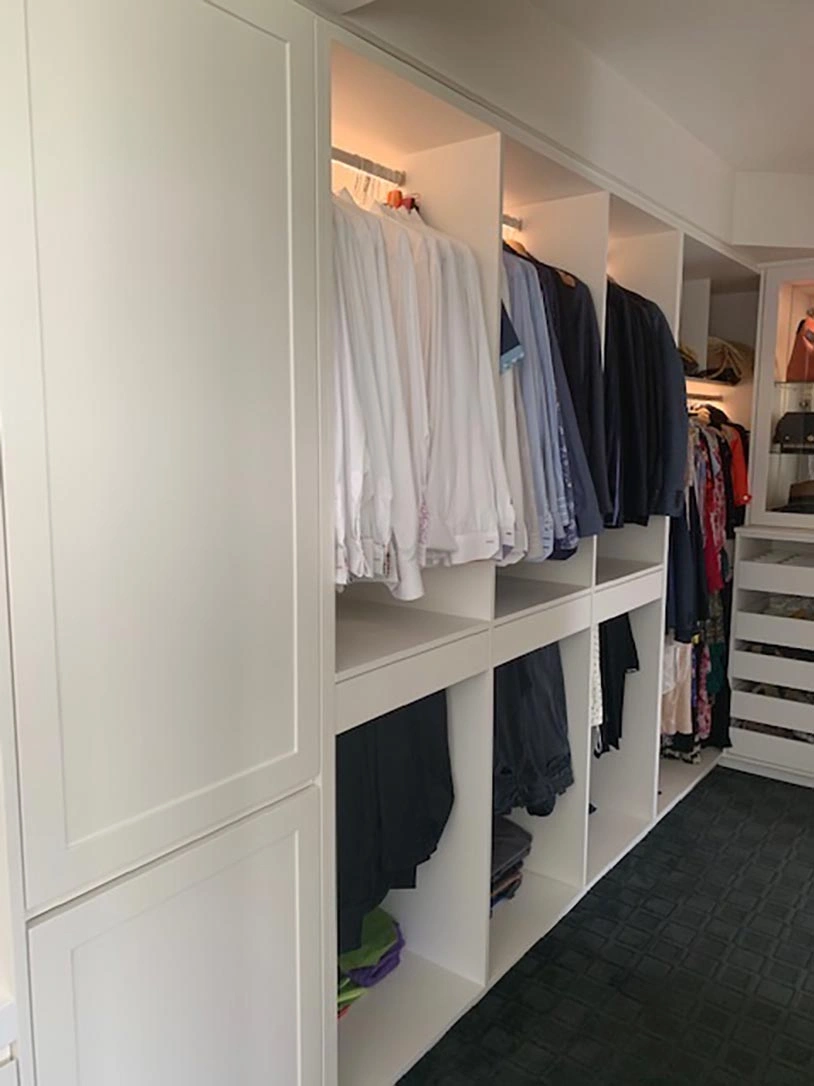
[400,767,814,1085]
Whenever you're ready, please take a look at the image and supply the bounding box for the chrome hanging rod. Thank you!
[502,214,523,231]
[331,147,406,186]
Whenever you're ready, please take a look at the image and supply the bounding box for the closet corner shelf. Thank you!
[587,809,650,887]
[656,749,721,820]
[489,871,581,987]
[338,951,480,1086]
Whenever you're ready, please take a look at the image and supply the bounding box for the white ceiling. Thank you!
[533,0,814,173]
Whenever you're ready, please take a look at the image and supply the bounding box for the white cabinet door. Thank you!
[0,0,321,911]
[28,786,322,1086]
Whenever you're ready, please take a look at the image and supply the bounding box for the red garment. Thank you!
[722,425,750,507]
[702,440,724,594]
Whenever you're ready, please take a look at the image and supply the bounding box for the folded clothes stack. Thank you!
[491,816,533,913]
[337,908,404,1018]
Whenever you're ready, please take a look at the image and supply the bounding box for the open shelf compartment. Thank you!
[488,629,591,983]
[338,951,480,1086]
[587,599,664,884]
[337,671,493,1085]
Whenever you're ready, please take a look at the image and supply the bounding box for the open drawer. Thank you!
[738,556,814,598]
[730,724,814,778]
[734,611,814,653]
[731,683,814,736]
[731,648,814,693]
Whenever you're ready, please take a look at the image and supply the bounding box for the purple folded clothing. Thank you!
[347,924,405,988]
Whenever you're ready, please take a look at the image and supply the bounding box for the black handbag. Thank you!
[773,412,814,452]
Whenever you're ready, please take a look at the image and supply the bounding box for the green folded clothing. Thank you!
[337,974,365,1008]
[338,908,399,973]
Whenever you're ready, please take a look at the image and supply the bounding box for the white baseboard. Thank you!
[720,753,814,790]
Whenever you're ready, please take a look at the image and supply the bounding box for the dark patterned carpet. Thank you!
[400,768,814,1085]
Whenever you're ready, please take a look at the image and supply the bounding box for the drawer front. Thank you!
[731,690,814,735]
[738,559,814,598]
[729,727,814,777]
[734,612,814,653]
[731,649,814,694]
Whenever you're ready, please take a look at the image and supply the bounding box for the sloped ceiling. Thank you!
[533,0,814,173]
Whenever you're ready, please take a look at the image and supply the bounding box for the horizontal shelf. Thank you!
[657,749,720,819]
[586,808,649,886]
[336,628,490,733]
[738,557,814,597]
[489,871,581,986]
[731,648,814,693]
[595,557,662,587]
[769,449,814,458]
[494,577,589,623]
[685,376,740,387]
[594,566,663,623]
[734,610,814,653]
[338,950,481,1086]
[774,380,814,389]
[492,593,591,667]
[732,688,814,735]
[336,600,488,681]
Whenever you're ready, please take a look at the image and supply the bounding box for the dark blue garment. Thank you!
[537,264,612,517]
[666,491,707,643]
[493,643,574,818]
[522,255,604,540]
[500,304,524,372]
[604,283,689,524]
[645,303,689,517]
[547,306,604,539]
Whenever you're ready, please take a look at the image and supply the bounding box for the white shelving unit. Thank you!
[0,2,781,1085]
[326,31,747,1086]
[680,236,760,428]
[726,527,814,787]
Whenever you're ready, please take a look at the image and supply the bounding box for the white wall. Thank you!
[346,0,736,243]
[709,290,759,348]
[733,172,814,249]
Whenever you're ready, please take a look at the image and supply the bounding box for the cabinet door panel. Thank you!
[29,787,321,1086]
[1,0,320,910]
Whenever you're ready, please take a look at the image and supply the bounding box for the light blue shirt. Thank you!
[504,253,577,555]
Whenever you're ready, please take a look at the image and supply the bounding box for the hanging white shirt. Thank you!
[386,206,512,564]
[335,195,423,600]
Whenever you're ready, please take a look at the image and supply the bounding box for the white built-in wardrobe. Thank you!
[0,2,778,1084]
